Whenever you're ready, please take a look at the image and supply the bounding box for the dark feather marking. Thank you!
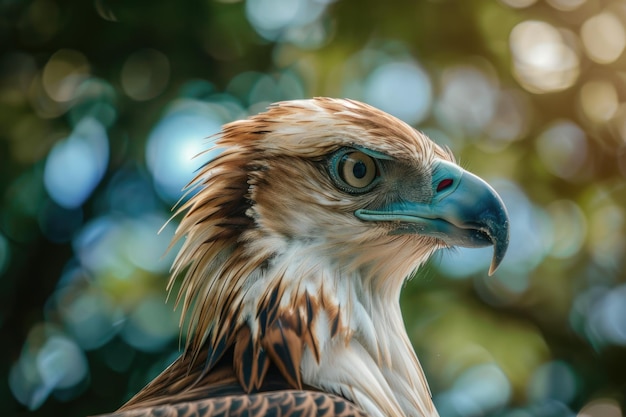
[294,307,303,335]
[303,292,320,363]
[202,331,228,378]
[266,290,280,325]
[197,403,210,415]
[255,348,269,389]
[304,292,314,323]
[258,309,268,337]
[216,221,250,229]
[257,286,281,337]
[279,400,291,416]
[330,308,340,338]
[264,317,302,390]
[266,285,280,309]
[234,327,254,392]
[231,397,244,412]
[151,408,166,417]
[234,326,271,393]
[294,393,306,407]
[314,394,326,407]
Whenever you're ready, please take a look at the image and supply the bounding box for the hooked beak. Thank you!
[355,160,509,275]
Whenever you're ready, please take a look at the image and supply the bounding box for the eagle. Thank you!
[96,98,509,417]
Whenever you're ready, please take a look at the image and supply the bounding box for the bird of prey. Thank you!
[95,98,509,417]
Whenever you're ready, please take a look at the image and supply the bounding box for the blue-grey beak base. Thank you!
[355,160,509,275]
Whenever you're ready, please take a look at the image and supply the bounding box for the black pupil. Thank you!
[353,160,367,179]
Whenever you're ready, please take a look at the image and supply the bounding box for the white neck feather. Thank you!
[241,241,440,417]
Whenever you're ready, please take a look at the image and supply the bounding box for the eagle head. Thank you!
[134,98,509,417]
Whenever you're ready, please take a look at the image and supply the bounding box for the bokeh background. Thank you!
[2,0,625,416]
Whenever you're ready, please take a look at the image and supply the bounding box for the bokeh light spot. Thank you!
[485,89,531,146]
[43,117,109,209]
[123,213,177,273]
[72,216,120,276]
[535,120,587,180]
[245,0,330,41]
[121,49,170,101]
[527,361,578,404]
[581,11,626,65]
[364,61,432,125]
[436,65,497,135]
[579,80,619,123]
[121,295,179,352]
[102,169,161,216]
[146,100,223,202]
[578,398,623,417]
[587,284,626,346]
[588,203,625,269]
[42,49,90,102]
[72,212,177,299]
[70,77,118,128]
[527,400,574,416]
[499,0,537,8]
[56,287,121,350]
[36,335,88,390]
[546,200,587,259]
[227,71,265,105]
[249,73,280,106]
[247,0,299,35]
[10,328,88,410]
[510,21,580,93]
[546,0,586,12]
[436,363,511,417]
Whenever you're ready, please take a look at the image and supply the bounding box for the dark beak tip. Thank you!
[488,248,506,276]
[487,225,510,276]
[488,259,499,276]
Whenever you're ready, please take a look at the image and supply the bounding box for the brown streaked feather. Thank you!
[262,315,305,390]
[120,335,293,411]
[233,326,270,392]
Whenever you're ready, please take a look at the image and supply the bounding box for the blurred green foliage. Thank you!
[1,0,625,416]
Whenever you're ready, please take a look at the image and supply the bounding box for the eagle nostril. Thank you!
[436,178,454,192]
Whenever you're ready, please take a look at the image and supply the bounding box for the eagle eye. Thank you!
[329,148,380,193]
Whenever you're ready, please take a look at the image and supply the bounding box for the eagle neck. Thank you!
[240,242,439,417]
